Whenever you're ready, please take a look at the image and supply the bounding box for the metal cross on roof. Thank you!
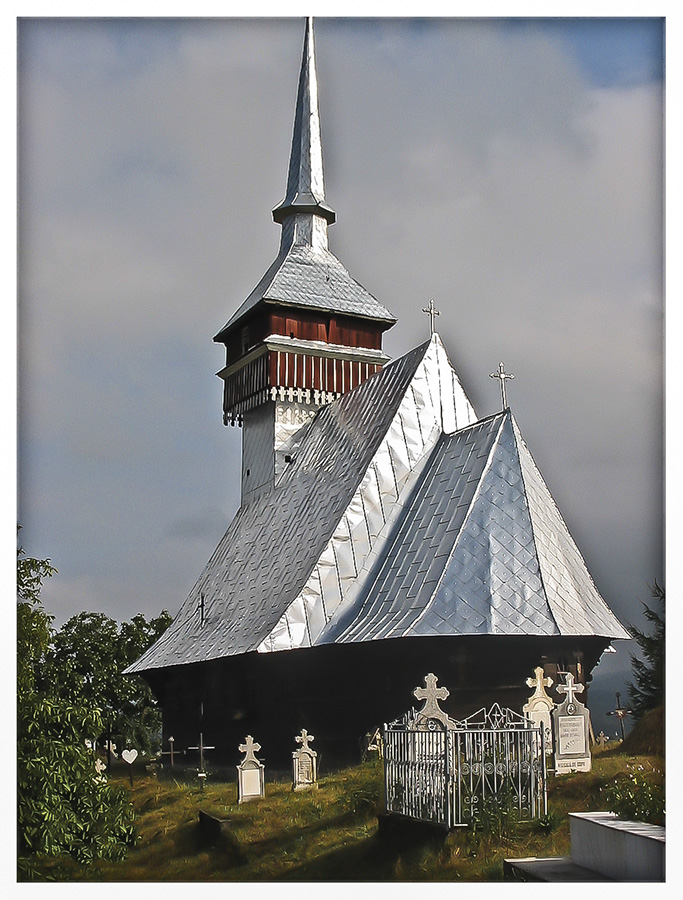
[295,729,315,752]
[413,672,449,720]
[422,299,440,335]
[556,672,584,707]
[239,734,261,764]
[489,362,515,409]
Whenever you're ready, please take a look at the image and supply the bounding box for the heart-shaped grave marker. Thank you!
[122,749,138,765]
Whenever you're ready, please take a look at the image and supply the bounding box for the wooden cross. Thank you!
[422,299,440,335]
[188,732,215,773]
[413,673,449,720]
[295,729,315,753]
[489,362,515,409]
[606,691,631,741]
[526,666,553,699]
[556,672,584,707]
[160,736,176,768]
[239,735,261,764]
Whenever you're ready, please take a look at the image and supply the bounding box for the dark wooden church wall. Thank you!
[144,634,609,773]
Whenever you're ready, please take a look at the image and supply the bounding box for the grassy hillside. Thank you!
[25,748,664,882]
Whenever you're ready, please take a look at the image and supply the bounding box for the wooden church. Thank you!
[127,19,630,769]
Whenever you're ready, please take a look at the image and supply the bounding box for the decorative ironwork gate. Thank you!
[383,676,547,829]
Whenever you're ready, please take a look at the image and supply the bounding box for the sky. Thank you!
[15,12,665,729]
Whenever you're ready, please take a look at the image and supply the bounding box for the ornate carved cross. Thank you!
[422,299,440,335]
[526,666,553,700]
[556,672,584,707]
[489,361,515,409]
[596,731,609,747]
[413,673,449,721]
[295,729,314,753]
[239,735,261,764]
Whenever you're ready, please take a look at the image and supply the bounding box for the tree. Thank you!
[17,539,137,879]
[48,609,172,755]
[627,579,665,721]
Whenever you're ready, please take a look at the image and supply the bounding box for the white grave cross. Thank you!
[556,672,584,710]
[413,673,453,727]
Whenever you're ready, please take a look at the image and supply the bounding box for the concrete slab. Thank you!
[504,857,615,882]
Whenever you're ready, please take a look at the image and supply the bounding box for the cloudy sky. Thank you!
[16,14,664,717]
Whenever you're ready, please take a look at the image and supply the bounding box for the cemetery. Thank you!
[22,672,664,882]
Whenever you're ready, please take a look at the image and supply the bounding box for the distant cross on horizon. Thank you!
[490,362,515,409]
[556,671,584,708]
[422,299,440,335]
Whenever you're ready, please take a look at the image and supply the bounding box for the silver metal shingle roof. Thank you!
[128,336,627,676]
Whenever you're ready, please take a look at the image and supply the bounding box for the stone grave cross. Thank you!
[523,666,555,754]
[556,672,584,710]
[413,673,453,728]
[292,729,318,791]
[526,666,553,699]
[239,735,261,763]
[237,735,265,803]
[596,731,610,748]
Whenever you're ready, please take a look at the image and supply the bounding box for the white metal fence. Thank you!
[383,704,547,829]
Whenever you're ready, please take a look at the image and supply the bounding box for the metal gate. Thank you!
[383,703,547,829]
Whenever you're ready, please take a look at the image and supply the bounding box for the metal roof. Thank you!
[128,335,627,676]
[214,18,395,342]
[325,411,630,643]
[214,243,396,340]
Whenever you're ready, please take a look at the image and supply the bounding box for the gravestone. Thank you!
[237,735,265,803]
[412,673,456,728]
[292,729,318,791]
[522,666,554,754]
[596,731,610,748]
[551,673,592,773]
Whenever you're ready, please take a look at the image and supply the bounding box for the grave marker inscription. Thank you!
[551,673,592,773]
[292,729,318,791]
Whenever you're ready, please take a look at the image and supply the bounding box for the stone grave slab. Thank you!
[237,735,265,803]
[551,673,591,773]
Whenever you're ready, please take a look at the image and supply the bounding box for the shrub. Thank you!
[601,764,664,826]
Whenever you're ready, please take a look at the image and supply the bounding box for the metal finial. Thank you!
[489,362,515,409]
[421,299,440,335]
[272,16,336,228]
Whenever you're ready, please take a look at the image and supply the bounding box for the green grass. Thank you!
[24,748,664,883]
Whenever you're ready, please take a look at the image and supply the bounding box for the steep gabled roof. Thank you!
[326,411,630,643]
[128,335,628,677]
[127,335,476,672]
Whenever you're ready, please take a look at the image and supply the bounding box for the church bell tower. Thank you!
[214,18,396,503]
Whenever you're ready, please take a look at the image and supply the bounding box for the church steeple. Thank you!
[214,17,396,504]
[272,17,336,252]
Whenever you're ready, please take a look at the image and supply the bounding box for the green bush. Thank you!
[601,764,664,826]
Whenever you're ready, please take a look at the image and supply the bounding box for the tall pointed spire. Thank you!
[272,17,336,247]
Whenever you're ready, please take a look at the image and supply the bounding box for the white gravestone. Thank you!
[523,666,554,754]
[237,735,265,803]
[552,673,592,773]
[292,729,318,791]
